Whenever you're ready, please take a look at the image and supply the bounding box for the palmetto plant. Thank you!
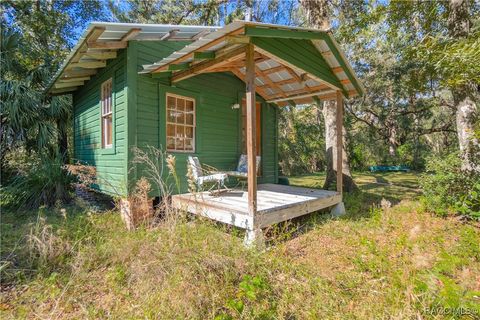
[0,25,71,167]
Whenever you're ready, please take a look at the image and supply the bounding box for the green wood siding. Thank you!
[73,49,127,195]
[74,40,279,197]
[252,37,344,94]
[129,42,279,195]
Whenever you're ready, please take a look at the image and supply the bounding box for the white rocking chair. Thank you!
[187,156,228,193]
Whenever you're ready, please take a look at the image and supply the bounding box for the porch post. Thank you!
[336,90,343,194]
[245,43,257,216]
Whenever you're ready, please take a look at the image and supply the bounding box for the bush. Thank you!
[420,153,479,219]
[1,152,75,209]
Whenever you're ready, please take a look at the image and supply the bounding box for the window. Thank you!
[101,79,113,148]
[166,94,195,152]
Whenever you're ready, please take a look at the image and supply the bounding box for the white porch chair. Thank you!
[226,154,261,188]
[187,156,228,192]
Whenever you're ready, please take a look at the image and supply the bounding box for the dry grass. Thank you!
[1,172,479,319]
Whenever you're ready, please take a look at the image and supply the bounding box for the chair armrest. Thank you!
[202,163,222,175]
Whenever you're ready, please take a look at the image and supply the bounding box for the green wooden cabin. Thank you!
[47,21,364,242]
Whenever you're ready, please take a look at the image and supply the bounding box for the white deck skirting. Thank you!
[171,183,342,229]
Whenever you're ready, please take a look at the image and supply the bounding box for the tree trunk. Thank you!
[448,0,479,172]
[301,0,358,191]
[323,100,358,192]
[453,86,479,171]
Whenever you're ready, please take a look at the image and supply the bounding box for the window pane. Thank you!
[185,113,193,125]
[167,137,175,150]
[106,115,112,146]
[176,138,184,150]
[185,138,193,151]
[177,111,185,124]
[167,96,176,109]
[177,98,185,111]
[185,100,194,112]
[185,126,193,138]
[167,124,175,137]
[176,125,185,138]
[167,109,176,123]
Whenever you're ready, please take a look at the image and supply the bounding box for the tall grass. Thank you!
[2,194,479,319]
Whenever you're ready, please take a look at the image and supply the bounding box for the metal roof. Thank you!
[46,22,219,94]
[47,20,365,105]
[142,21,365,105]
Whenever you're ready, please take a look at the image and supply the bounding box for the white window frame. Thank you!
[101,78,113,149]
[166,93,196,153]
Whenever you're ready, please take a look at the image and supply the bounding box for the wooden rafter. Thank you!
[267,84,329,100]
[191,29,210,40]
[283,65,303,84]
[54,81,84,89]
[261,65,285,75]
[275,91,338,107]
[83,51,117,60]
[268,89,334,103]
[229,68,269,100]
[66,61,106,70]
[69,27,105,65]
[266,77,297,87]
[226,35,250,44]
[255,66,286,98]
[59,76,90,82]
[152,27,244,73]
[160,29,179,40]
[254,46,341,93]
[62,69,97,78]
[171,46,246,83]
[87,42,127,49]
[121,28,142,41]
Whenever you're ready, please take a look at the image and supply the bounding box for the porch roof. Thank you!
[142,21,365,106]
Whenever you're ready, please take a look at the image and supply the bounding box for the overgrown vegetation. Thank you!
[1,174,479,319]
[420,153,480,219]
[1,1,478,316]
[1,151,75,209]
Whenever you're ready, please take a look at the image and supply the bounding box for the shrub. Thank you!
[1,152,75,209]
[420,153,479,219]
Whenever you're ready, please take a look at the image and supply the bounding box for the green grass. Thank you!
[1,172,479,319]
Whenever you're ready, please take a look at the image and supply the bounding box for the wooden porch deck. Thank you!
[171,183,342,229]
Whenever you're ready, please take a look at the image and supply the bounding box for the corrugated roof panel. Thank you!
[305,79,320,87]
[265,88,276,96]
[258,59,280,70]
[268,73,281,82]
[282,83,303,91]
